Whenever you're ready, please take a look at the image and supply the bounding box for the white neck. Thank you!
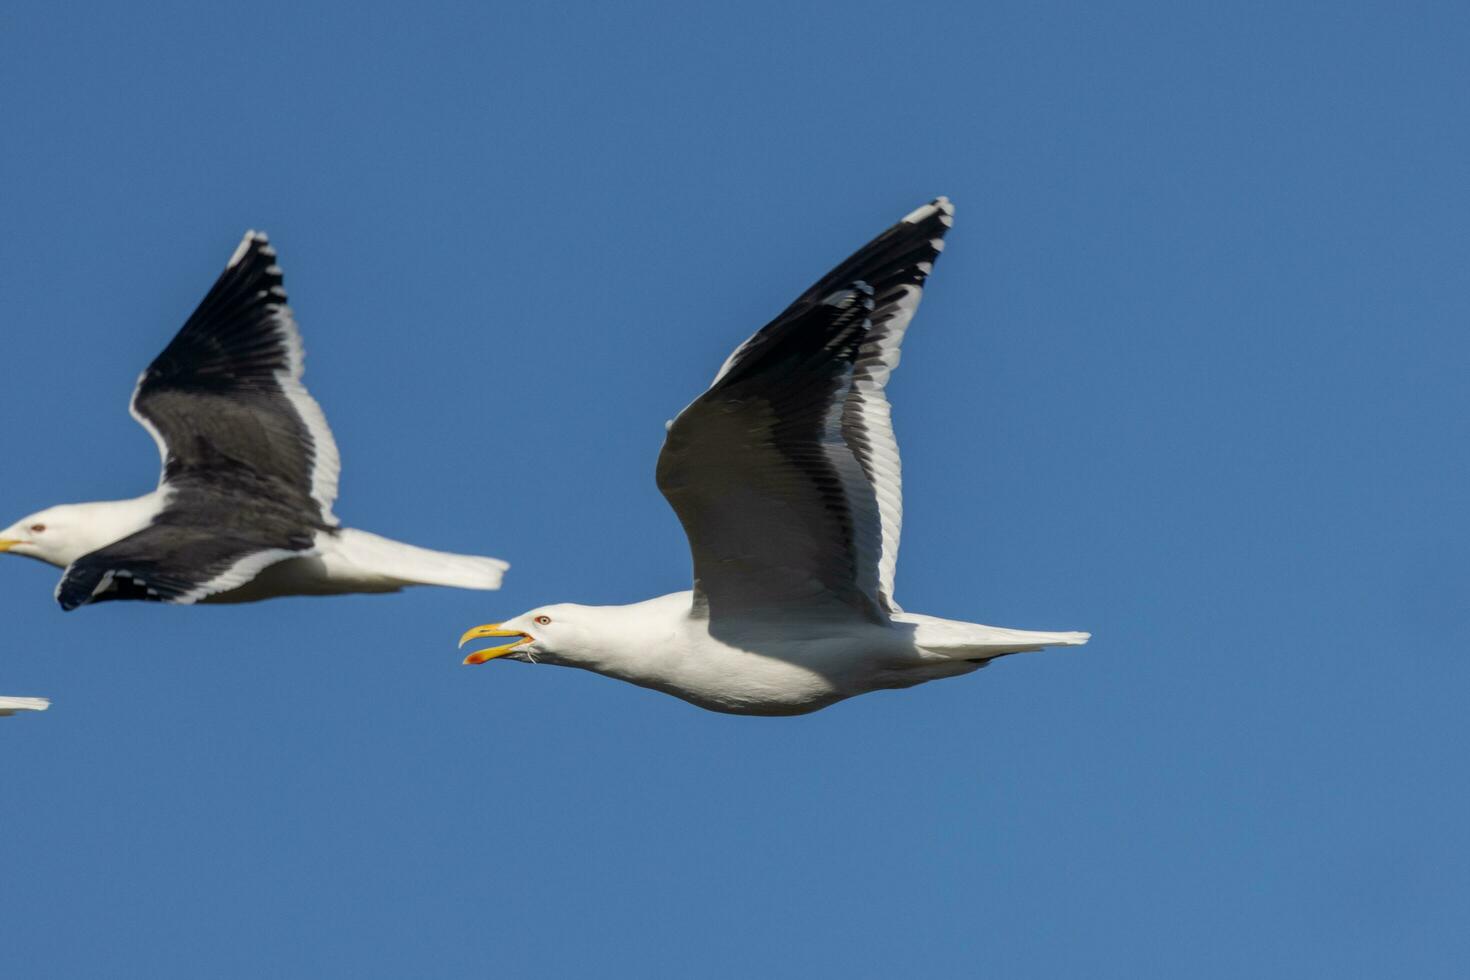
[550,592,695,679]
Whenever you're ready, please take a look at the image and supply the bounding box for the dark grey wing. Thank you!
[129,231,342,526]
[55,514,305,611]
[59,231,341,611]
[656,198,954,622]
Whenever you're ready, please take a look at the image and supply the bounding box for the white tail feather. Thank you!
[323,528,508,592]
[898,613,1090,661]
[0,696,50,716]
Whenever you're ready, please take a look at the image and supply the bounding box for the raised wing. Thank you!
[657,198,953,622]
[129,231,342,526]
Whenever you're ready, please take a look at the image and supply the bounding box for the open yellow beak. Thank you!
[459,623,534,665]
[0,540,21,553]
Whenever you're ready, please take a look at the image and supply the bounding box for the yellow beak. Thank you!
[459,623,534,665]
[0,540,21,553]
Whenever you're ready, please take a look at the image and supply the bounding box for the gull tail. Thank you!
[326,528,509,592]
[0,696,50,717]
[899,614,1091,662]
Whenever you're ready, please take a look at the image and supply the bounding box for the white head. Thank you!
[0,496,161,569]
[0,504,103,568]
[458,603,600,667]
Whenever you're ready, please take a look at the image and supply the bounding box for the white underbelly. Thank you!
[613,623,930,716]
[202,551,403,603]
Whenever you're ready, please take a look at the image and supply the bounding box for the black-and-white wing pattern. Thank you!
[56,232,339,610]
[131,231,341,522]
[56,527,301,609]
[657,198,953,622]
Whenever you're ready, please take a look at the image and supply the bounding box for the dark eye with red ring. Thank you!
[30,524,46,533]
[534,615,551,626]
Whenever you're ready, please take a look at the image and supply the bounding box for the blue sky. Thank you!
[2,1,1467,975]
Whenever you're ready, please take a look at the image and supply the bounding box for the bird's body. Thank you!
[490,592,1086,716]
[0,232,506,608]
[461,198,1089,715]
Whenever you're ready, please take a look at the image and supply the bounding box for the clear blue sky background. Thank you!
[2,2,1466,976]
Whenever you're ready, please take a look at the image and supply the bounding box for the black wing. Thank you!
[656,198,954,622]
[129,231,342,526]
[55,520,304,611]
[56,232,343,611]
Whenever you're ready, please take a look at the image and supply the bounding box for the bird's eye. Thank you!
[534,615,552,626]
[29,524,45,533]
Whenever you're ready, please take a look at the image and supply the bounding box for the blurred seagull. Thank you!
[0,696,49,717]
[0,233,507,609]
[460,198,1087,715]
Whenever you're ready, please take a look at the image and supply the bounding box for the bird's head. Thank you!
[459,604,590,665]
[0,504,90,568]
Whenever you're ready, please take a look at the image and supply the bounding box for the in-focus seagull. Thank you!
[0,232,508,609]
[460,198,1088,715]
[0,696,49,717]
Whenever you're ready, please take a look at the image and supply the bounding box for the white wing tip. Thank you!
[901,196,955,225]
[227,229,270,268]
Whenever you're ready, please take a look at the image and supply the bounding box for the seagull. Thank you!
[0,696,49,717]
[0,232,508,609]
[460,197,1088,715]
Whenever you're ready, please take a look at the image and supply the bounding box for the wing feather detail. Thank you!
[657,198,954,621]
[129,231,341,526]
